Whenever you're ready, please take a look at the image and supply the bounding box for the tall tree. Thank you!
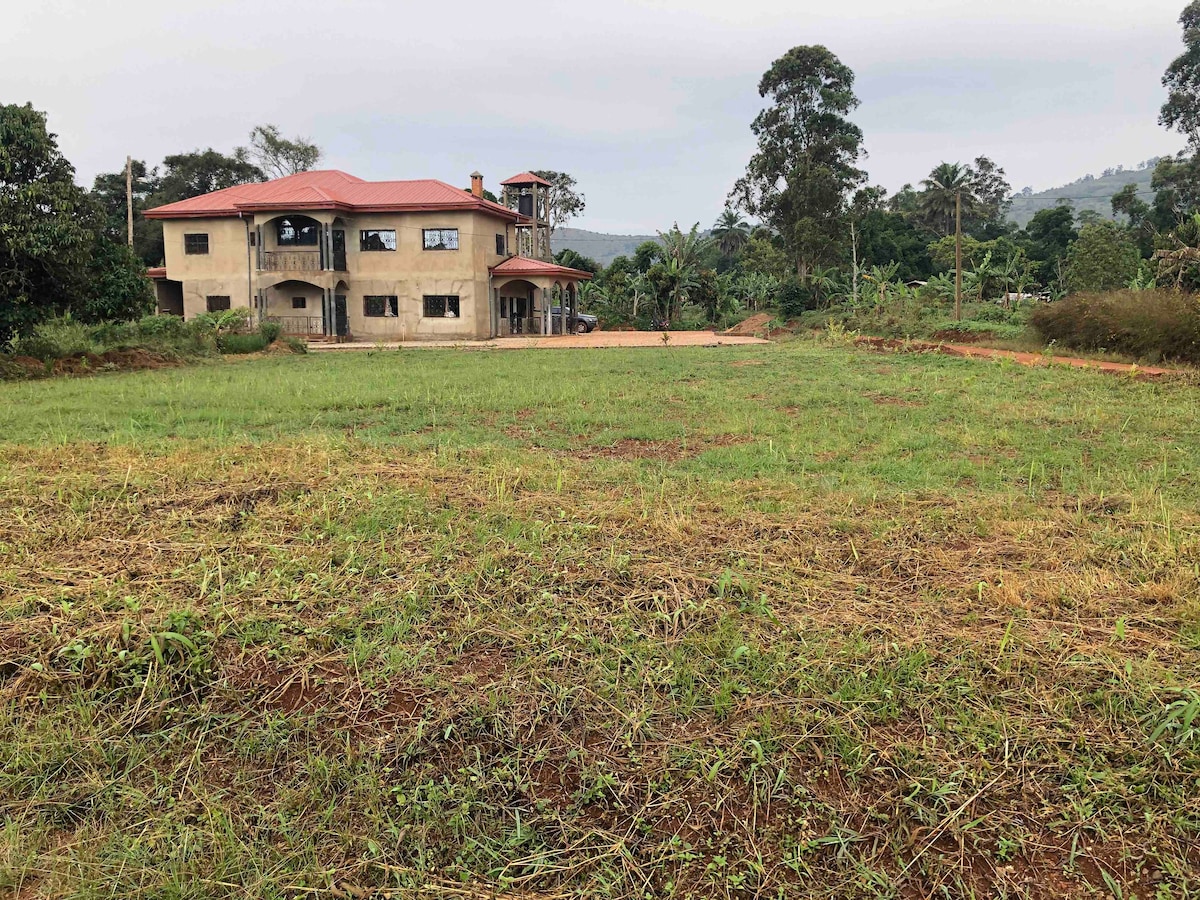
[968,155,1013,231]
[248,124,322,179]
[0,103,96,338]
[530,170,586,233]
[731,45,865,279]
[0,104,151,339]
[1161,1,1200,149]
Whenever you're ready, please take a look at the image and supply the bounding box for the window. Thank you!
[496,234,506,255]
[423,228,459,251]
[292,297,307,309]
[206,295,231,312]
[360,230,397,251]
[363,295,398,317]
[184,233,209,255]
[277,218,319,246]
[248,232,257,247]
[423,295,460,318]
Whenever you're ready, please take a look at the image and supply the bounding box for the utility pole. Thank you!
[850,219,860,308]
[954,189,963,322]
[125,156,134,247]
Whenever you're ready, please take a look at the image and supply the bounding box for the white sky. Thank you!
[2,0,1188,233]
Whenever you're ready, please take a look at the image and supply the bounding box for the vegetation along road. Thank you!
[1,341,1197,899]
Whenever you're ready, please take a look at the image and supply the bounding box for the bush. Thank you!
[283,337,308,354]
[1030,290,1200,363]
[10,317,99,359]
[778,278,817,318]
[259,321,282,344]
[216,333,268,355]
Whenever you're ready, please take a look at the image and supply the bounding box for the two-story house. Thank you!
[143,170,592,341]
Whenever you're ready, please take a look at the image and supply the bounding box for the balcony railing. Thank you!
[265,315,324,336]
[261,250,321,272]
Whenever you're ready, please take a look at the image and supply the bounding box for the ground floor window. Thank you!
[206,295,231,312]
[423,295,460,318]
[363,295,398,317]
[292,297,307,309]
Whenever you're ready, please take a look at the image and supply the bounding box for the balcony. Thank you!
[261,250,321,272]
[264,315,324,336]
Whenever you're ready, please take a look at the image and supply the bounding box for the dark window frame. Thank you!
[363,295,399,317]
[496,234,507,255]
[292,297,307,309]
[423,228,459,251]
[422,295,461,318]
[184,233,210,255]
[360,230,397,252]
[205,295,231,312]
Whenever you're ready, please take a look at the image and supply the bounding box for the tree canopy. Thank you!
[248,124,322,179]
[530,171,586,233]
[1161,1,1200,149]
[1,104,151,339]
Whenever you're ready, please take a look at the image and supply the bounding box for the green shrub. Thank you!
[10,317,99,360]
[1030,291,1200,363]
[259,321,282,344]
[217,333,269,355]
[778,278,817,318]
[283,337,308,354]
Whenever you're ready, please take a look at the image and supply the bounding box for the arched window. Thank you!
[277,217,319,247]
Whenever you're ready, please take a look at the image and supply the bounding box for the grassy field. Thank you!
[1,341,1198,899]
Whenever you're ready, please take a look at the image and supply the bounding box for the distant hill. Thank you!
[1007,161,1160,229]
[553,227,658,267]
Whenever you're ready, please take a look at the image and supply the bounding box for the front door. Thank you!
[334,295,348,337]
[332,231,346,271]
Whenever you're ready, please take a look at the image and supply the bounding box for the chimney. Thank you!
[470,171,484,198]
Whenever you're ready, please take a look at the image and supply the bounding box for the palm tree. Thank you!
[712,207,750,259]
[921,162,976,322]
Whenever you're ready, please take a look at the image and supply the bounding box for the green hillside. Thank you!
[1007,162,1159,228]
[554,227,658,266]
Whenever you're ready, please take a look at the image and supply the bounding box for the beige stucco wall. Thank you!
[162,218,255,319]
[159,208,513,338]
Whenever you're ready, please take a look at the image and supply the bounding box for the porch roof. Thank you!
[490,256,594,281]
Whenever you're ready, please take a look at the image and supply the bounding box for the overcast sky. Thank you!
[3,0,1189,234]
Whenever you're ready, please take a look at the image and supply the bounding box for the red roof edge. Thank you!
[500,172,553,187]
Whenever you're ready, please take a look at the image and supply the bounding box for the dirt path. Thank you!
[309,331,770,351]
[856,337,1191,380]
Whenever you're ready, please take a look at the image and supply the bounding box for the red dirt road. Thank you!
[855,337,1191,380]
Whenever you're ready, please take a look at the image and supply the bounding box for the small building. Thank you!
[143,170,592,341]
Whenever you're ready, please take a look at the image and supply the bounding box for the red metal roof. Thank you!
[500,172,552,187]
[491,256,593,280]
[143,170,521,222]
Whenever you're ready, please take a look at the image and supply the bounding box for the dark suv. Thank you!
[550,307,598,334]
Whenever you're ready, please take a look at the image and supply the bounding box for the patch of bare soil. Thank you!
[931,328,996,343]
[862,390,924,407]
[724,313,773,337]
[577,434,752,461]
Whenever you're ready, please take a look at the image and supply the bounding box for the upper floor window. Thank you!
[495,234,506,255]
[277,218,319,247]
[184,233,209,255]
[360,230,397,252]
[423,228,458,251]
